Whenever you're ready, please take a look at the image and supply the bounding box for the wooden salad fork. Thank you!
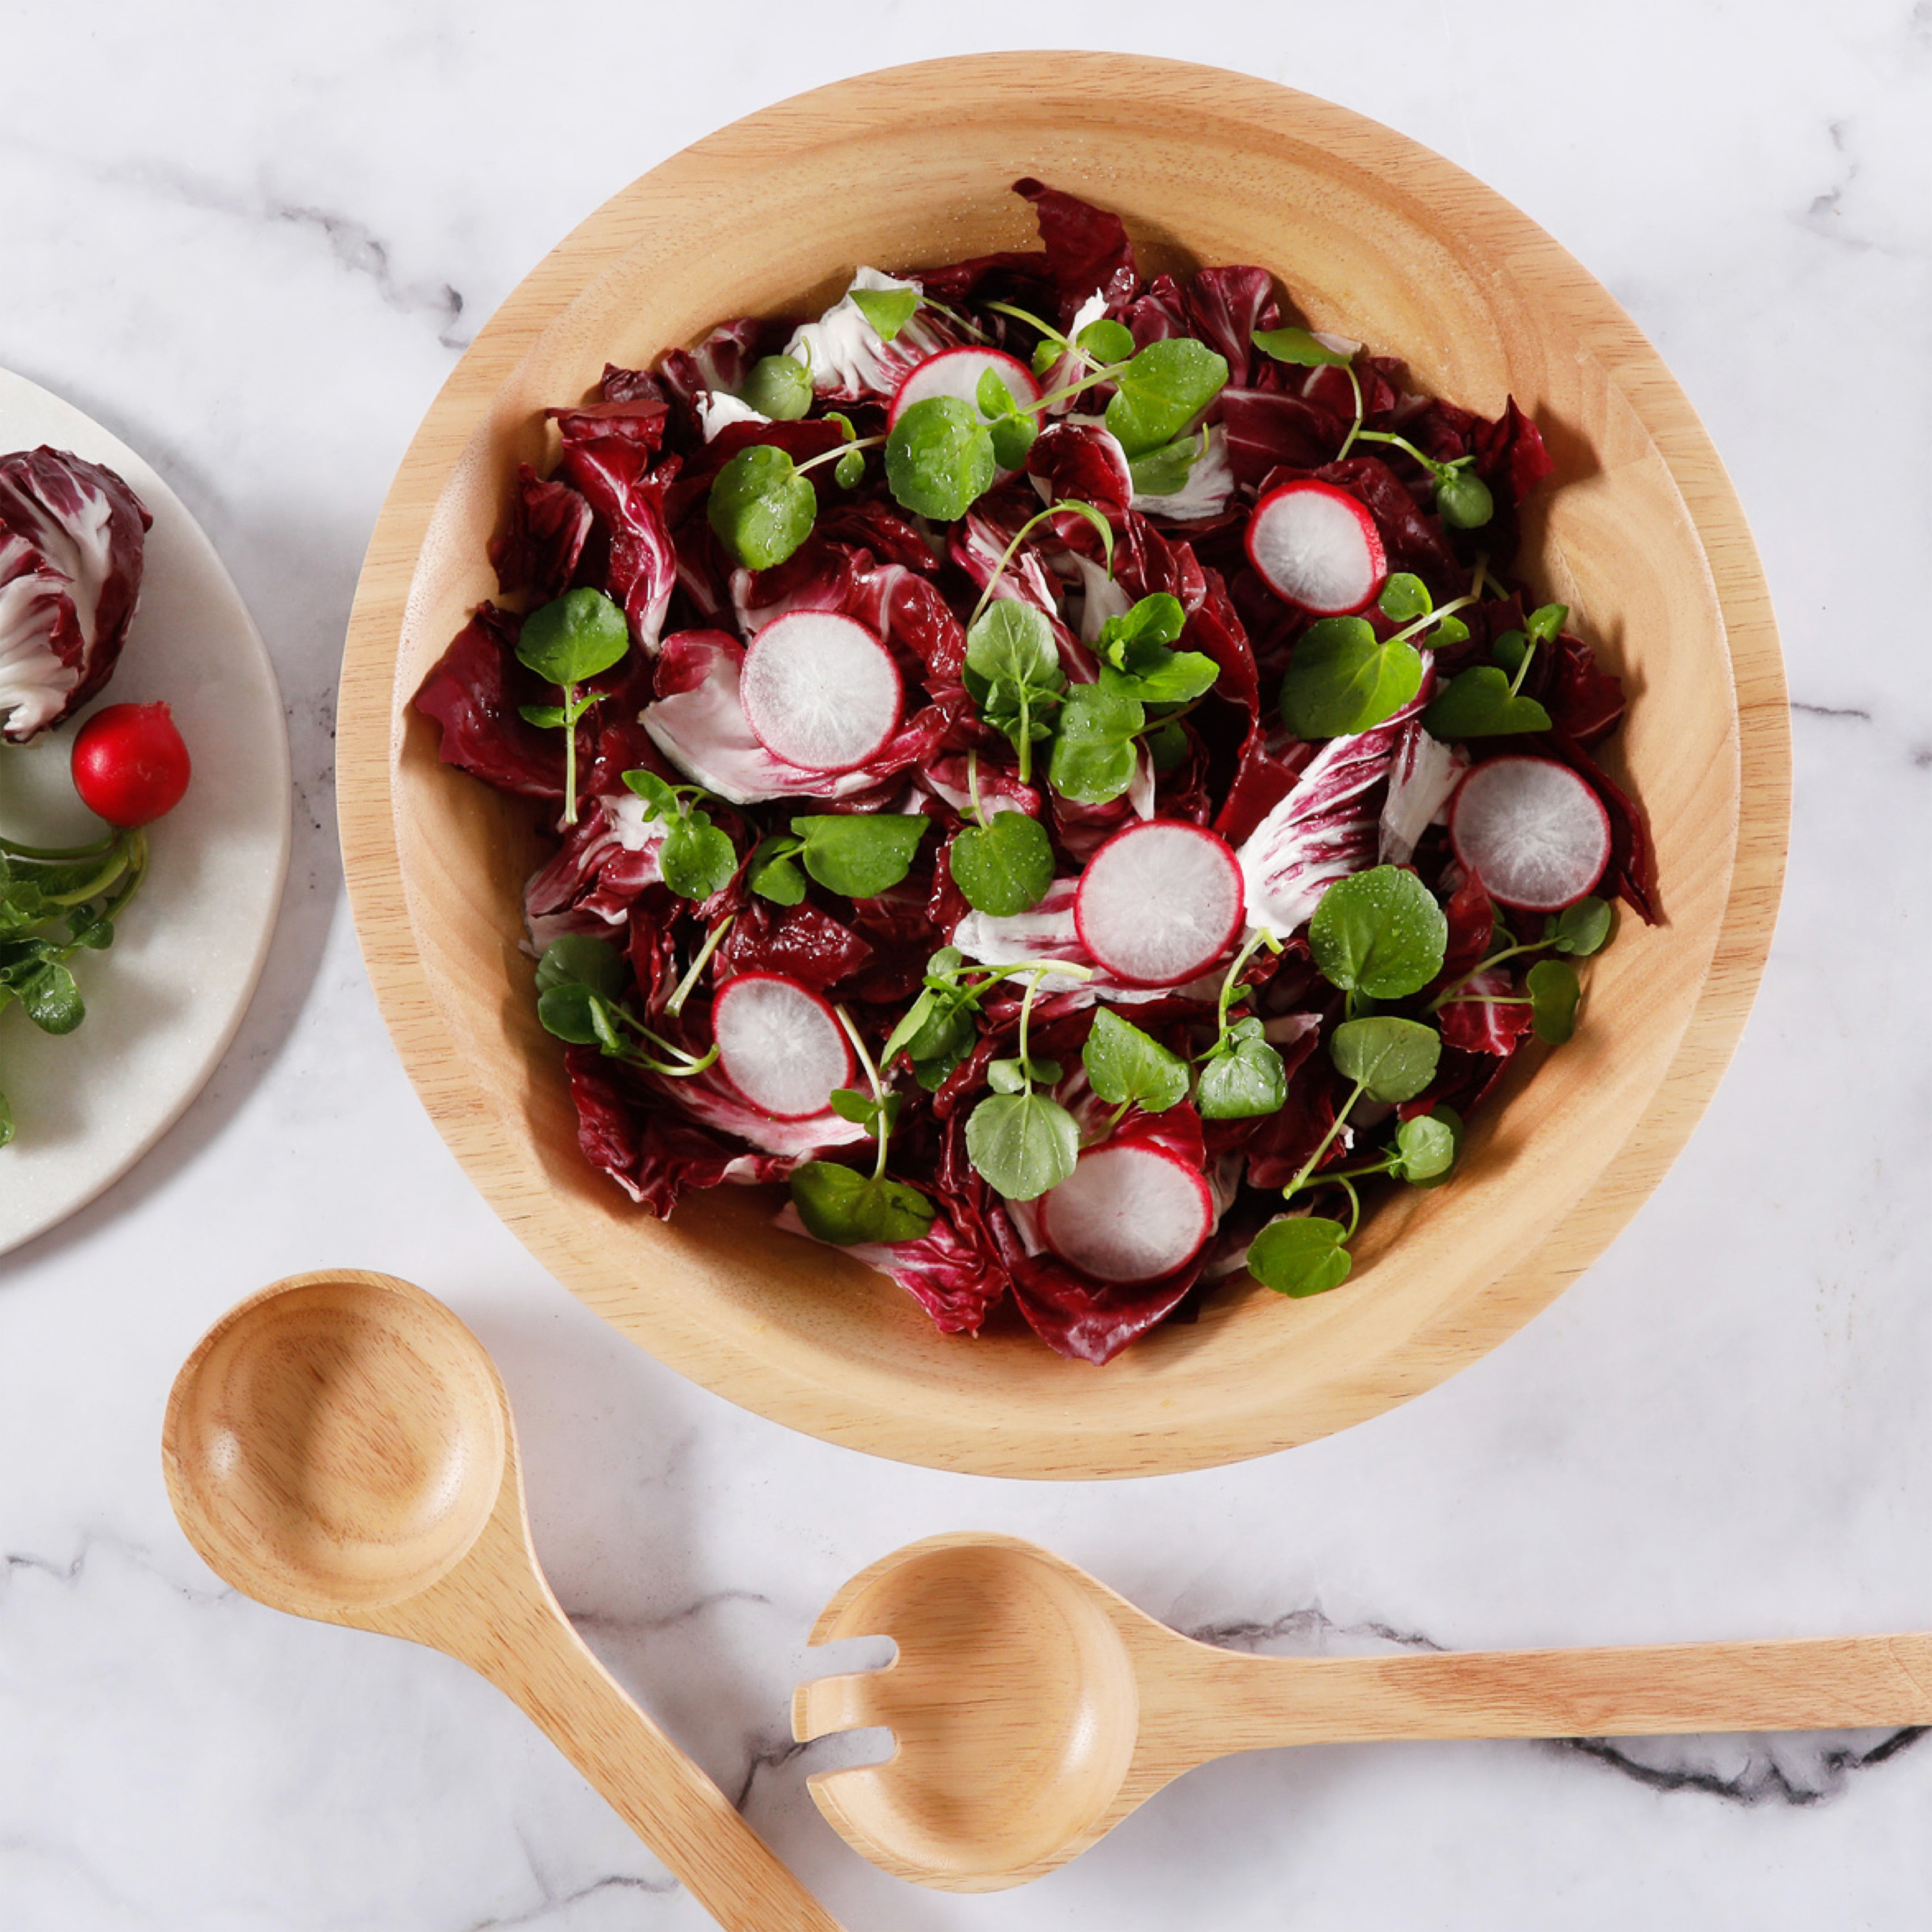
[793,1531,1932,1892]
[163,1270,844,1932]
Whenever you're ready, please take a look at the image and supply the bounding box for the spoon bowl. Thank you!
[165,1274,506,1617]
[164,1271,845,1932]
[799,1538,1139,1887]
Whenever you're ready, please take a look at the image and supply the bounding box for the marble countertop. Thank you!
[4,3,1929,1925]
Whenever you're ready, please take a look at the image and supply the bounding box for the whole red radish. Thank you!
[71,701,191,827]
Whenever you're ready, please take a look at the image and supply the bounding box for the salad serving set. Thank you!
[63,46,1839,1930]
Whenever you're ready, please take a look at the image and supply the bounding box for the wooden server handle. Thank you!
[1164,1631,1932,1765]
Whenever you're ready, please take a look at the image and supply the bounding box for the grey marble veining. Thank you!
[4,1,1932,1925]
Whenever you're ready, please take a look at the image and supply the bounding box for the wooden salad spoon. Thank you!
[794,1531,1932,1892]
[162,1270,844,1932]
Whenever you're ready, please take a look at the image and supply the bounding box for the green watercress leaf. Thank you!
[536,934,625,999]
[1105,339,1229,457]
[661,814,738,900]
[988,412,1038,470]
[1329,1015,1442,1104]
[949,812,1053,917]
[741,354,813,420]
[708,442,817,570]
[1527,958,1582,1044]
[987,1054,1061,1095]
[1407,1105,1464,1190]
[1278,616,1426,740]
[790,1160,936,1245]
[1082,1008,1188,1114]
[791,813,930,898]
[849,287,920,343]
[965,1089,1080,1200]
[1377,573,1432,623]
[885,395,997,520]
[1392,1113,1457,1182]
[1490,630,1530,678]
[1422,665,1551,739]
[1527,602,1569,645]
[1547,897,1614,957]
[1097,593,1186,659]
[1435,467,1493,530]
[1126,433,1203,498]
[21,962,83,1035]
[966,599,1062,690]
[1248,1215,1353,1296]
[515,587,630,687]
[747,835,808,906]
[1047,680,1144,805]
[1309,865,1449,999]
[535,982,606,1045]
[1250,326,1354,369]
[1195,1018,1289,1120]
[517,703,568,729]
[1076,317,1135,364]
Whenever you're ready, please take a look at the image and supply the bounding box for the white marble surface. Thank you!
[2,3,1929,1925]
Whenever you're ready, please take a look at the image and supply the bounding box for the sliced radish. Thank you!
[1039,1141,1214,1284]
[711,972,855,1120]
[739,610,903,774]
[888,347,1042,428]
[1074,820,1245,987]
[1449,755,1611,911]
[1245,480,1387,615]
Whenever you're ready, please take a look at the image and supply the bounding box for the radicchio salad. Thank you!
[415,179,1653,1366]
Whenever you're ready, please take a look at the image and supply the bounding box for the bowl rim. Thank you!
[337,51,1789,1479]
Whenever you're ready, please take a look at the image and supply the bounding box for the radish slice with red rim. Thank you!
[711,972,855,1120]
[1449,754,1611,911]
[1245,479,1387,615]
[888,347,1042,428]
[1074,820,1245,987]
[739,610,903,774]
[1039,1141,1214,1284]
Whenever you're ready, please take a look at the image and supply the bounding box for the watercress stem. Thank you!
[1214,927,1280,1038]
[966,500,1113,631]
[795,434,886,479]
[966,751,987,829]
[1281,1078,1367,1202]
[834,1004,892,1181]
[666,914,734,1018]
[1335,364,1365,459]
[1426,937,1547,1013]
[560,681,582,827]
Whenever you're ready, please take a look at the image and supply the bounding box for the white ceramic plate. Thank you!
[0,369,289,1254]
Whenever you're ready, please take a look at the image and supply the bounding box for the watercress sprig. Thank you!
[621,771,738,901]
[1195,927,1288,1120]
[964,964,1083,1199]
[790,1005,938,1246]
[1279,575,1478,741]
[533,935,719,1079]
[1251,328,1494,529]
[1246,1014,1445,1296]
[947,754,1055,917]
[515,588,631,826]
[1082,1007,1189,1132]
[0,828,151,1146]
[1425,894,1611,1045]
[1423,601,1568,741]
[747,812,931,904]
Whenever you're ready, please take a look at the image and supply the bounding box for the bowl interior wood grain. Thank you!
[338,54,1787,1478]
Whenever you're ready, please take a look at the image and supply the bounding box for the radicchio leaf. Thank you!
[1237,672,1435,937]
[1013,178,1140,326]
[0,447,151,744]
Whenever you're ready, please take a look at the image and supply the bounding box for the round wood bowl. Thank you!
[338,53,1788,1479]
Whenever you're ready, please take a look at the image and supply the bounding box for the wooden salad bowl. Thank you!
[337,53,1788,1479]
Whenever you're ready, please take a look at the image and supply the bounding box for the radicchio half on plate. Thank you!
[0,447,150,743]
